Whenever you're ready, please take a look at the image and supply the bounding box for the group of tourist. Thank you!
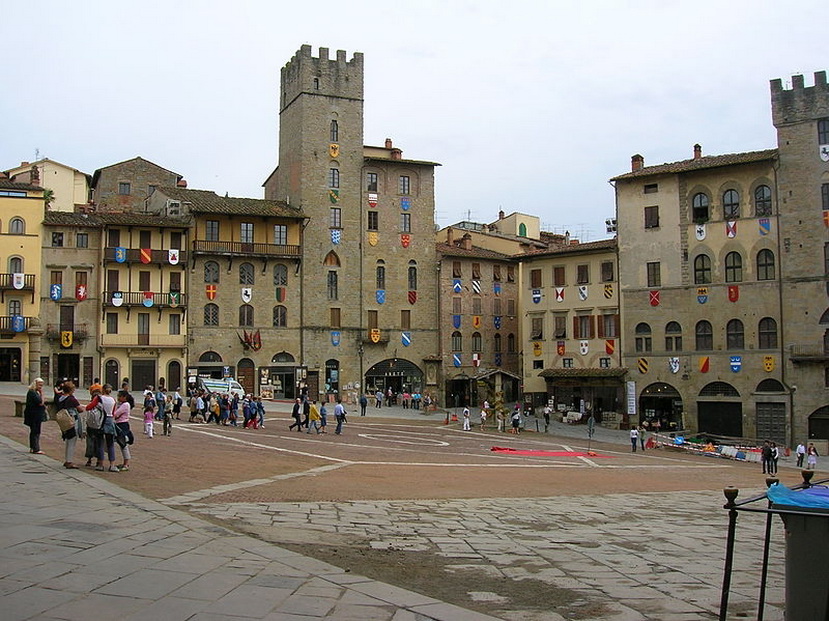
[185,389,266,430]
[289,396,348,435]
[371,388,431,410]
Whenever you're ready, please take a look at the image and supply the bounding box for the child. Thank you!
[143,391,156,438]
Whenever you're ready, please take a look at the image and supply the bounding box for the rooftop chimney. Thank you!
[461,233,473,250]
[385,138,392,149]
[30,165,40,186]
[693,144,702,160]
[631,154,644,172]
[20,161,29,167]
[177,179,188,188]
[446,227,454,245]
[498,209,505,220]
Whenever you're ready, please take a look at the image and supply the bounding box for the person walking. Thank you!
[796,441,807,468]
[359,393,368,416]
[23,378,47,454]
[307,401,322,434]
[511,406,521,434]
[301,397,310,430]
[761,440,773,474]
[255,396,266,428]
[319,401,328,433]
[480,406,487,431]
[87,384,118,472]
[289,398,303,431]
[54,381,83,469]
[806,443,819,470]
[375,389,383,408]
[143,391,156,438]
[462,406,471,430]
[638,425,647,451]
[630,426,639,452]
[542,404,551,433]
[770,442,780,475]
[334,399,347,435]
[113,390,133,471]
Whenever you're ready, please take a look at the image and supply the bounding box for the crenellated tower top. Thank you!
[770,70,829,127]
[280,44,364,112]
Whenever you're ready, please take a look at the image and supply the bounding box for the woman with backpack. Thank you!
[85,384,119,472]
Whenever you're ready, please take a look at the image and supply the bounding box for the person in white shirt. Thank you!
[462,406,471,430]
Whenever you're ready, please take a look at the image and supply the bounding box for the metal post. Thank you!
[757,477,778,621]
[719,486,740,621]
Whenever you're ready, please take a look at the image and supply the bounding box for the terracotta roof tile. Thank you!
[522,238,616,258]
[0,180,42,191]
[156,187,304,218]
[436,242,517,261]
[610,149,777,181]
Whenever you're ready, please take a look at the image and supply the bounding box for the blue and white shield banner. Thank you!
[401,331,411,347]
[376,289,385,304]
[401,197,411,211]
[13,273,24,289]
[241,287,252,303]
[730,356,742,373]
[759,218,770,236]
[493,282,501,296]
[112,291,123,307]
[11,315,25,333]
[331,229,341,244]
[821,144,829,162]
[669,357,680,374]
[168,249,180,265]
[472,280,481,294]
[452,279,462,293]
[697,286,708,304]
[115,247,127,263]
[142,292,154,307]
[453,353,461,367]
[494,316,502,329]
[578,285,588,301]
[331,331,340,346]
[452,315,461,329]
[532,289,541,304]
[50,283,62,301]
[494,353,502,367]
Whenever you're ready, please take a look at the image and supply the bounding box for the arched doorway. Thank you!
[197,351,228,380]
[755,379,787,445]
[639,382,683,431]
[365,359,423,402]
[697,381,742,438]
[262,352,297,400]
[808,406,829,440]
[104,359,119,388]
[237,358,255,395]
[167,360,182,392]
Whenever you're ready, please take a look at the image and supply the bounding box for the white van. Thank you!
[197,378,243,397]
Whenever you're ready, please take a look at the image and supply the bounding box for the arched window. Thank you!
[694,255,712,284]
[376,261,385,289]
[239,304,254,327]
[239,262,254,285]
[204,303,219,326]
[9,217,25,234]
[408,260,417,290]
[494,333,502,353]
[507,333,516,353]
[330,119,338,143]
[758,317,778,349]
[634,322,652,353]
[472,332,482,352]
[754,185,772,216]
[757,249,775,281]
[725,251,743,283]
[9,256,23,273]
[665,321,682,351]
[327,270,338,300]
[723,189,740,219]
[695,320,713,350]
[273,264,288,286]
[204,261,219,283]
[272,352,294,363]
[451,331,463,351]
[518,222,527,237]
[323,251,340,266]
[273,305,287,327]
[199,351,223,363]
[726,319,744,349]
[692,193,710,222]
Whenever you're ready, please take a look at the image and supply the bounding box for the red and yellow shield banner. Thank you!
[699,356,710,373]
[370,328,380,343]
[763,356,775,372]
[400,234,410,248]
[605,339,615,355]
[728,285,739,303]
[206,284,217,300]
[140,248,152,264]
[60,331,73,348]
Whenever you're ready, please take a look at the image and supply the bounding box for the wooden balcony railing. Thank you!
[100,333,186,348]
[0,316,32,333]
[192,240,301,258]
[103,247,188,265]
[0,273,35,290]
[45,324,90,340]
[102,291,187,308]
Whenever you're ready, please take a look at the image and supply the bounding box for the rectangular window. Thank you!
[139,271,150,292]
[399,175,410,194]
[106,313,118,334]
[51,270,63,286]
[170,231,182,249]
[530,317,543,340]
[148,184,156,196]
[530,269,542,288]
[452,261,462,278]
[75,271,88,290]
[52,232,64,247]
[107,229,121,247]
[646,262,661,287]
[240,222,254,244]
[553,266,565,286]
[452,297,462,314]
[576,264,589,284]
[507,298,516,316]
[822,184,829,210]
[76,232,88,248]
[601,313,619,338]
[574,315,594,339]
[644,205,660,229]
[139,230,152,248]
[472,297,482,314]
[118,182,131,195]
[366,172,378,192]
[644,183,658,194]
[368,310,378,330]
[599,358,611,368]
[563,358,574,368]
[273,225,287,245]
[401,310,411,330]
[328,168,340,188]
[330,208,342,228]
[205,220,219,241]
[327,271,338,300]
[400,212,411,232]
[533,360,544,370]
[367,211,379,230]
[554,314,567,338]
[819,118,829,145]
[471,263,481,279]
[169,314,181,335]
[507,265,515,282]
[493,298,502,315]
[330,308,341,328]
[169,272,181,292]
[493,265,501,281]
[106,270,119,292]
[601,261,614,282]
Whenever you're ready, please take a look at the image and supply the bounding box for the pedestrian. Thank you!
[219,393,230,425]
[189,392,200,422]
[23,378,47,454]
[795,441,806,468]
[360,393,368,416]
[307,401,321,434]
[480,407,487,431]
[289,398,303,431]
[375,389,383,408]
[334,398,347,434]
[163,394,174,436]
[84,383,105,467]
[172,388,183,420]
[54,380,83,469]
[301,397,310,429]
[113,389,133,471]
[770,442,779,475]
[630,426,639,452]
[402,390,411,409]
[511,406,521,434]
[319,401,328,433]
[155,387,166,421]
[86,384,119,472]
[143,390,156,438]
[543,404,551,433]
[230,392,239,424]
[806,443,819,470]
[638,424,647,451]
[462,406,471,430]
[256,396,266,428]
[761,440,772,474]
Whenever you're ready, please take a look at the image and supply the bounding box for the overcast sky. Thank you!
[1,0,824,239]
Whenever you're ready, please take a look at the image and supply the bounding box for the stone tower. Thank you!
[771,71,829,442]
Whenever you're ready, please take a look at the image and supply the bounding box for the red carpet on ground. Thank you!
[490,446,613,458]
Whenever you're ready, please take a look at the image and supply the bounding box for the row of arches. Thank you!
[692,249,775,284]
[635,317,778,352]
[691,183,773,221]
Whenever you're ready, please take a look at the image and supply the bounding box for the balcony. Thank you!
[0,316,32,334]
[45,324,90,342]
[789,344,829,363]
[102,291,187,308]
[0,273,35,291]
[192,240,301,259]
[103,247,188,265]
[100,333,186,348]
